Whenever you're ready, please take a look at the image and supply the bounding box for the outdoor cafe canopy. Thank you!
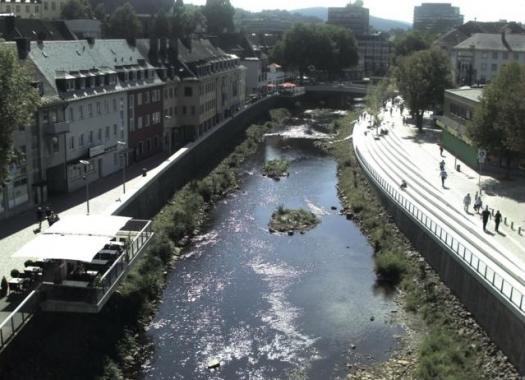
[13,215,131,263]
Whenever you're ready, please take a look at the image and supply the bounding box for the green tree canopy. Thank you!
[273,23,358,81]
[393,30,433,61]
[203,0,234,34]
[468,62,525,170]
[61,0,93,19]
[0,46,40,182]
[395,48,452,130]
[106,2,142,40]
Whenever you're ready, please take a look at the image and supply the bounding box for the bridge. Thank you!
[305,83,370,96]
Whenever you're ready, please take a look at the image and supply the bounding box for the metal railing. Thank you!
[0,290,41,352]
[354,145,525,314]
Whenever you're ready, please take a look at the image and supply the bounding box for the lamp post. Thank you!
[79,160,91,215]
[117,141,127,194]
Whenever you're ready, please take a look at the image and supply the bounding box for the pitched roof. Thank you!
[454,33,525,52]
[446,87,483,103]
[0,17,75,41]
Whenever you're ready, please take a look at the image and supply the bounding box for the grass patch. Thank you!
[263,159,289,179]
[269,206,319,233]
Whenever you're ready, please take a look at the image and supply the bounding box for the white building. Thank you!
[267,63,285,87]
[242,57,267,96]
[452,32,525,85]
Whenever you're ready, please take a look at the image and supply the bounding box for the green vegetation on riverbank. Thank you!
[263,159,289,179]
[323,113,490,379]
[269,206,319,233]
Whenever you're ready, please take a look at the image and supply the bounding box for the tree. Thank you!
[106,2,142,41]
[395,48,452,130]
[392,30,432,62]
[468,62,525,174]
[203,0,234,34]
[61,0,93,19]
[93,3,106,21]
[273,23,358,81]
[0,46,40,183]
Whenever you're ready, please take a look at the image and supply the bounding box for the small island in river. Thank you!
[269,206,320,233]
[263,159,289,179]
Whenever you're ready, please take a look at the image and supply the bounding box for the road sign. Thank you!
[478,149,487,163]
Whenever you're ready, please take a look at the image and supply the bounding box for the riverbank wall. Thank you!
[354,146,525,374]
[113,95,295,220]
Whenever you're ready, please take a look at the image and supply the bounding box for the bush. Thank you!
[10,269,19,278]
[374,251,408,285]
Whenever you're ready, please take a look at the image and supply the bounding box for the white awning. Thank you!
[12,234,110,262]
[12,215,132,262]
[45,215,131,237]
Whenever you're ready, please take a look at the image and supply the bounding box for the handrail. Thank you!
[0,290,39,350]
[353,142,525,315]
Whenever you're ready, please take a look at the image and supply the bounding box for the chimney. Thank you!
[14,38,31,59]
[5,15,15,35]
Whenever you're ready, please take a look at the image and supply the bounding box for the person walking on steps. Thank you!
[440,169,448,188]
[463,193,471,212]
[473,192,482,213]
[494,210,502,232]
[482,206,491,231]
[439,160,445,171]
[35,206,44,231]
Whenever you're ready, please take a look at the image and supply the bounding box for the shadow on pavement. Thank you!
[482,177,525,204]
[0,153,168,240]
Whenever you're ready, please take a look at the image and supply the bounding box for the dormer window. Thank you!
[67,79,75,91]
[137,70,143,81]
[129,70,135,81]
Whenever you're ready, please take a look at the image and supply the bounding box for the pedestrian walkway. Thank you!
[354,101,525,309]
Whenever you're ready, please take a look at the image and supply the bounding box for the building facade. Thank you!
[452,32,525,85]
[357,33,393,77]
[413,3,463,35]
[0,0,68,20]
[327,5,369,37]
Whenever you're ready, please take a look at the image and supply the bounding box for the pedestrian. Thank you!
[463,193,471,212]
[35,206,43,230]
[440,169,447,188]
[439,144,444,157]
[48,211,59,226]
[473,192,482,213]
[439,160,445,171]
[45,206,51,220]
[482,206,491,231]
[494,210,502,232]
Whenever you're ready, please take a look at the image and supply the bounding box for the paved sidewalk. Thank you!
[0,152,168,281]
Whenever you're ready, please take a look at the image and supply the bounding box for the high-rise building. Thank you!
[413,3,464,35]
[327,5,369,37]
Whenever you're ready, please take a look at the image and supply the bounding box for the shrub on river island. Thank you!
[263,159,289,179]
[374,249,409,285]
[269,206,319,232]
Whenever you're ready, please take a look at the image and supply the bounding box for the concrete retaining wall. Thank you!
[359,152,525,374]
[113,95,291,220]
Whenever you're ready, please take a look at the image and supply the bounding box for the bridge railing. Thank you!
[0,290,40,352]
[354,144,525,315]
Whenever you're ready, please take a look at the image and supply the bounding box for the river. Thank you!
[141,111,403,379]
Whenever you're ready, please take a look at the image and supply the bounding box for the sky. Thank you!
[185,0,525,24]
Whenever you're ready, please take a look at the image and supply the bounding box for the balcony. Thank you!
[45,121,70,135]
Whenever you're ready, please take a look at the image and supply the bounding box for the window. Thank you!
[105,100,109,114]
[152,112,161,124]
[52,138,59,153]
[105,126,110,140]
[113,98,117,112]
[88,104,93,118]
[69,108,75,122]
[137,93,142,105]
[502,52,508,60]
[514,53,520,60]
[79,134,84,146]
[481,62,487,70]
[184,87,193,97]
[113,124,117,136]
[191,106,195,115]
[481,52,488,59]
[137,116,143,129]
[128,95,134,108]
[144,114,150,127]
[144,91,150,104]
[491,63,498,71]
[69,136,75,150]
[96,102,101,115]
[98,128,102,141]
[79,105,84,120]
[492,51,498,59]
[182,106,187,115]
[89,131,93,144]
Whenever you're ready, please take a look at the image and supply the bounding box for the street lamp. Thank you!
[117,141,127,194]
[79,160,91,215]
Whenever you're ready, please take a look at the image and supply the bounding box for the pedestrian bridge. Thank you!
[305,83,370,96]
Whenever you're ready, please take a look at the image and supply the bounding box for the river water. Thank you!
[141,112,403,380]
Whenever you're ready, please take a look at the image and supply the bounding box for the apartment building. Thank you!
[357,33,393,77]
[327,5,369,37]
[452,32,525,85]
[0,0,68,20]
[413,3,463,35]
